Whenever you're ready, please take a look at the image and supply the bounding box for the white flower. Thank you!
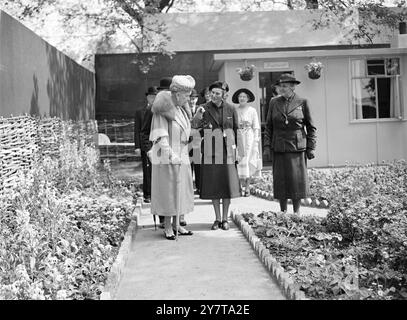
[56,289,67,300]
[305,61,323,72]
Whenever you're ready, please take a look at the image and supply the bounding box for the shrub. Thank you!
[0,134,137,300]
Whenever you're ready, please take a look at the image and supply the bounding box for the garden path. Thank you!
[113,191,328,300]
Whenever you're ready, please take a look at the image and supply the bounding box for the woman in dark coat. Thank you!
[263,73,317,214]
[192,81,244,230]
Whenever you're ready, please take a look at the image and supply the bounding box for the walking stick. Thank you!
[175,163,181,241]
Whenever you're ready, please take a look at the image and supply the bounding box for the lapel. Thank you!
[274,96,286,117]
[286,93,302,115]
[173,106,189,136]
[222,102,230,126]
[205,102,221,126]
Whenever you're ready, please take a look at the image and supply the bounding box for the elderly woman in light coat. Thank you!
[148,75,195,240]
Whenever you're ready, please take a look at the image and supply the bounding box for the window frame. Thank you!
[349,56,403,124]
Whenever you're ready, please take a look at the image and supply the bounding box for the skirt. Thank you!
[272,151,309,200]
[200,163,241,199]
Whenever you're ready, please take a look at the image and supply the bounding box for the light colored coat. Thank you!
[149,91,194,216]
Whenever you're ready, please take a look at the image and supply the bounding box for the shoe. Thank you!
[221,220,229,230]
[244,190,250,197]
[211,220,221,230]
[180,221,187,227]
[173,228,193,236]
[194,189,200,195]
[164,231,176,240]
[143,198,151,203]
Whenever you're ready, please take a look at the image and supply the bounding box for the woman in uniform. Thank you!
[263,73,317,214]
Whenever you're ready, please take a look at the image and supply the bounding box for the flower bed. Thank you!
[241,160,407,300]
[250,162,405,208]
[0,139,141,300]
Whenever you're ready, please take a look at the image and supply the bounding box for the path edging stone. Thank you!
[249,186,329,208]
[231,208,308,301]
[100,201,142,300]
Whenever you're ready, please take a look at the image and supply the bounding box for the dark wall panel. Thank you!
[95,52,218,120]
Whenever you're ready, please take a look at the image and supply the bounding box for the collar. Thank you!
[283,92,295,102]
[211,101,223,108]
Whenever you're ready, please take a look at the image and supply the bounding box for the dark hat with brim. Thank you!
[190,88,199,98]
[275,73,301,86]
[145,86,159,96]
[209,81,229,92]
[158,77,173,90]
[232,88,255,104]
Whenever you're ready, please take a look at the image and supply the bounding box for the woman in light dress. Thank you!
[232,88,261,197]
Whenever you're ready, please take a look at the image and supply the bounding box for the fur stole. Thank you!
[151,90,192,121]
[151,91,176,121]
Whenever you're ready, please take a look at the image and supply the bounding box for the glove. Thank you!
[193,106,205,120]
[135,148,141,157]
[262,147,272,161]
[146,150,152,162]
[306,149,315,160]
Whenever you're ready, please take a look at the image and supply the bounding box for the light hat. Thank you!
[169,75,196,92]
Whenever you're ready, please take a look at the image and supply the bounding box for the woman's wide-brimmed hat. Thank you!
[145,86,159,96]
[169,75,196,92]
[209,81,229,92]
[158,77,173,90]
[232,88,255,104]
[275,73,301,85]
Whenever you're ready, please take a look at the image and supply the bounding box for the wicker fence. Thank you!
[97,119,137,162]
[0,115,97,195]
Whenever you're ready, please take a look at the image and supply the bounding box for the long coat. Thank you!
[139,107,153,152]
[149,91,194,216]
[134,108,143,150]
[134,105,152,197]
[192,101,244,199]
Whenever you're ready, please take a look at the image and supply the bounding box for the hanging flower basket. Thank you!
[308,70,321,79]
[305,60,323,80]
[236,63,256,81]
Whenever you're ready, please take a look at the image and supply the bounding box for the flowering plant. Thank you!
[236,64,256,81]
[304,61,323,73]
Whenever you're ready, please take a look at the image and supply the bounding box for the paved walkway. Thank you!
[114,192,328,300]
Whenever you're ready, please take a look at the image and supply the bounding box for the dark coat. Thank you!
[264,93,316,153]
[192,101,244,163]
[191,100,243,199]
[139,107,153,152]
[134,108,143,149]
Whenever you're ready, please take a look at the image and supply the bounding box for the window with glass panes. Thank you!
[351,58,401,120]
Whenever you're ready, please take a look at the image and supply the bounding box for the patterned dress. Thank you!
[236,106,261,179]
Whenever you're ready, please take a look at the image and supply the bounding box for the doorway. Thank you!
[259,71,293,166]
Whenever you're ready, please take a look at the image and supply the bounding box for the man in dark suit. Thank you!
[189,88,201,194]
[135,86,158,203]
[263,73,317,214]
[192,81,245,231]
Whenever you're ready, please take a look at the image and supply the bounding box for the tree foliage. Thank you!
[1,0,406,71]
[0,0,190,71]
